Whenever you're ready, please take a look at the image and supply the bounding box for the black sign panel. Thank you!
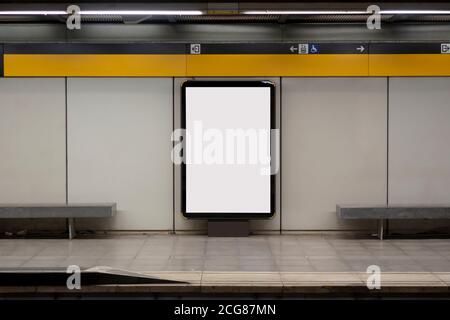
[0,44,3,77]
[3,42,450,58]
[369,43,445,54]
[181,81,276,220]
[195,43,368,54]
[4,43,187,54]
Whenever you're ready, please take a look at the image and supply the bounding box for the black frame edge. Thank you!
[181,80,276,220]
[0,44,4,77]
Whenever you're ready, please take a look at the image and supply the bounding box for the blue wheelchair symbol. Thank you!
[309,44,320,54]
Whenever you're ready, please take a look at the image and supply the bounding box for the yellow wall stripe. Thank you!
[186,54,369,76]
[4,54,187,77]
[5,53,450,77]
[369,54,450,76]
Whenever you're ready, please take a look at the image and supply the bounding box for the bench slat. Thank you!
[0,203,116,219]
[337,205,450,219]
[337,205,450,239]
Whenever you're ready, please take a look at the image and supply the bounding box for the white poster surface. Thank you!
[184,84,273,215]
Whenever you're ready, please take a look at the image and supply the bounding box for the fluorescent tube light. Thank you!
[242,10,450,15]
[0,10,203,15]
[380,10,450,15]
[0,9,449,16]
[0,11,67,15]
[242,10,367,15]
[80,10,203,15]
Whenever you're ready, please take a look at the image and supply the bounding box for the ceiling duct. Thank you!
[81,15,123,23]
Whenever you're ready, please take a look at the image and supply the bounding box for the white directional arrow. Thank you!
[290,45,298,53]
[357,45,365,53]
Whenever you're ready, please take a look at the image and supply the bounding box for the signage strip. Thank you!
[4,43,187,54]
[0,44,3,77]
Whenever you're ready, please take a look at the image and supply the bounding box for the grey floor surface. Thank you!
[1,234,450,273]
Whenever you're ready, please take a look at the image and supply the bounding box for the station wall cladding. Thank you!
[0,42,450,233]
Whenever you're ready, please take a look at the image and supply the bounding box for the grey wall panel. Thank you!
[389,78,450,205]
[282,24,450,41]
[0,78,66,204]
[174,77,206,232]
[282,78,387,230]
[174,77,281,232]
[68,78,173,231]
[67,24,282,42]
[0,24,66,42]
[174,77,221,232]
[3,23,450,43]
[0,78,66,232]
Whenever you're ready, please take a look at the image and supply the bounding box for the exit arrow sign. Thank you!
[356,45,365,53]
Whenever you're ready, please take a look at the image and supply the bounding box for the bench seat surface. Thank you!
[337,205,450,219]
[0,203,116,218]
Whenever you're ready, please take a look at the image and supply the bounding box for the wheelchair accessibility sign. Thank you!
[309,44,320,54]
[298,43,320,54]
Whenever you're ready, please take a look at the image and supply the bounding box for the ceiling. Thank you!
[1,2,450,24]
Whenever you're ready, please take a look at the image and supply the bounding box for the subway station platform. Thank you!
[1,234,450,298]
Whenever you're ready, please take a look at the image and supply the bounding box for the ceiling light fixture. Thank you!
[0,11,67,15]
[242,10,367,15]
[381,10,450,15]
[0,10,203,16]
[242,10,450,15]
[80,10,203,16]
[0,9,449,16]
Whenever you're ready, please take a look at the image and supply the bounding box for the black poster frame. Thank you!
[181,80,276,219]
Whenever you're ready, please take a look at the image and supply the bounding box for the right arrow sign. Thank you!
[356,45,365,53]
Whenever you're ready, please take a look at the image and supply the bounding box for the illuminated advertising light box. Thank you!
[181,81,275,219]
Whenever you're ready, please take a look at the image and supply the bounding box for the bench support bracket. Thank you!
[208,220,249,237]
[378,219,390,240]
[67,218,75,240]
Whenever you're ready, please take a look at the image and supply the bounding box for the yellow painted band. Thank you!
[5,53,450,77]
[4,54,187,77]
[187,54,369,76]
[369,54,450,76]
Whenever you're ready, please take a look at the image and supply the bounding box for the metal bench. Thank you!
[0,203,116,239]
[337,205,450,240]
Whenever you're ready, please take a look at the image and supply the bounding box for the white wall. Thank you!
[1,77,450,233]
[282,78,387,230]
[0,78,66,232]
[67,78,173,230]
[389,78,450,205]
[0,78,66,204]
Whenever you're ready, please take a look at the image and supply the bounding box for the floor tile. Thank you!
[0,235,449,274]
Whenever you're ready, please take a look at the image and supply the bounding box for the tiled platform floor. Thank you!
[1,234,450,273]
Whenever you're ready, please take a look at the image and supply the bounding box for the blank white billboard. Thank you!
[182,81,274,218]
